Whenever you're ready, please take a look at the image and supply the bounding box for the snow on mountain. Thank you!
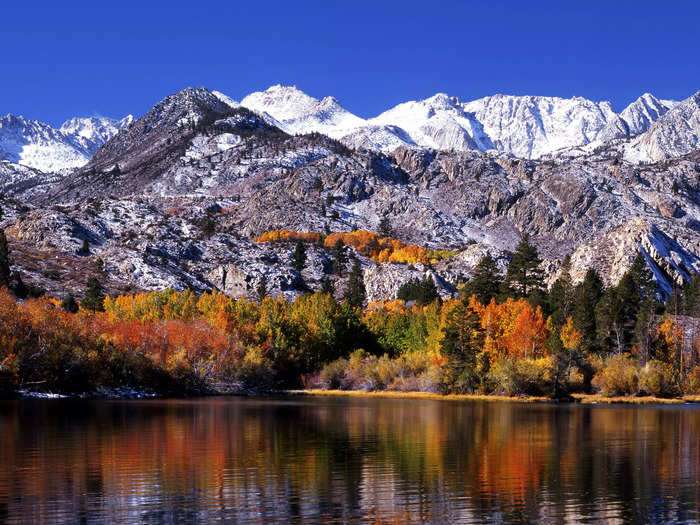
[624,91,700,163]
[241,85,365,137]
[212,90,240,109]
[370,93,494,152]
[0,113,132,173]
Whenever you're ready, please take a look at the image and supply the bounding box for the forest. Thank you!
[1,229,700,399]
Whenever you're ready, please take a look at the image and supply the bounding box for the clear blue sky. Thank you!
[3,0,699,126]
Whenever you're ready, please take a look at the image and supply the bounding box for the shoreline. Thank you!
[289,389,700,405]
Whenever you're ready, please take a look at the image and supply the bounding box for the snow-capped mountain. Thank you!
[0,113,133,172]
[236,85,693,160]
[241,85,366,137]
[624,91,700,163]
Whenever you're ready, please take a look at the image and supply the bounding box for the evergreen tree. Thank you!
[332,239,347,276]
[256,274,268,303]
[502,235,545,300]
[344,258,366,308]
[0,230,10,289]
[549,255,575,327]
[199,214,216,239]
[463,252,501,304]
[572,268,604,354]
[397,276,440,305]
[82,276,105,312]
[291,239,307,271]
[61,293,79,313]
[440,299,483,393]
[378,213,394,238]
[320,277,335,296]
[80,236,90,255]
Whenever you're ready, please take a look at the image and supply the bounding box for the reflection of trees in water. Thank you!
[0,399,699,523]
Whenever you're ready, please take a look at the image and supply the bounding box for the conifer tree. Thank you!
[61,293,79,313]
[573,268,604,354]
[502,235,545,300]
[332,239,347,276]
[463,252,501,304]
[320,277,335,296]
[378,213,394,238]
[256,274,268,303]
[549,255,575,327]
[0,230,10,289]
[344,258,366,308]
[440,299,483,393]
[82,276,105,312]
[291,239,307,271]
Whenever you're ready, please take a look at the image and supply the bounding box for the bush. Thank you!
[638,360,681,397]
[489,357,554,396]
[319,358,348,389]
[686,365,700,395]
[592,354,639,396]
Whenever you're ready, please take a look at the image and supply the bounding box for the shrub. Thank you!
[638,360,681,397]
[592,354,639,396]
[489,356,554,396]
[685,365,700,395]
[319,358,348,389]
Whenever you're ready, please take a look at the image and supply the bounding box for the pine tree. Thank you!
[502,235,545,300]
[291,239,307,271]
[256,274,268,303]
[397,276,440,305]
[378,213,394,238]
[61,293,79,313]
[80,236,90,255]
[82,276,105,312]
[332,239,347,276]
[549,255,575,327]
[573,268,604,354]
[320,277,335,297]
[0,230,10,289]
[440,299,483,393]
[344,259,366,308]
[463,252,501,304]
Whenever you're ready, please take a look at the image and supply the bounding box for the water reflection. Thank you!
[0,397,698,524]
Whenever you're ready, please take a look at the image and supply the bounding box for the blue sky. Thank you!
[3,1,699,126]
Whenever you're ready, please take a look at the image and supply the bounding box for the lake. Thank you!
[0,396,698,524]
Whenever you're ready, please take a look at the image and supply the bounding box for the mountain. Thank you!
[241,85,365,137]
[0,113,132,172]
[624,91,700,163]
[237,85,687,159]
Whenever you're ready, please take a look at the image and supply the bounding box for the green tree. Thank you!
[291,239,307,271]
[320,277,335,296]
[549,255,575,327]
[256,274,268,303]
[502,235,545,300]
[378,213,394,238]
[0,230,10,288]
[440,299,483,393]
[61,293,79,313]
[80,236,90,255]
[331,239,347,276]
[82,276,105,312]
[573,268,604,354]
[463,252,501,304]
[397,276,440,305]
[344,258,366,308]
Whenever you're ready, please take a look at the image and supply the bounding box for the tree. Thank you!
[378,213,394,238]
[572,268,604,354]
[291,239,307,271]
[344,259,366,308]
[82,276,105,312]
[549,255,575,327]
[331,239,347,276]
[0,230,10,289]
[440,299,483,393]
[199,214,216,239]
[256,274,268,303]
[320,277,335,296]
[61,293,79,313]
[80,236,90,255]
[502,235,545,300]
[463,252,501,304]
[397,276,440,305]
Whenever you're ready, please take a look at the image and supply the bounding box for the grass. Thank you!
[289,389,700,405]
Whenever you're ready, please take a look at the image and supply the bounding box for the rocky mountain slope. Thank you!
[0,113,133,172]
[1,86,699,303]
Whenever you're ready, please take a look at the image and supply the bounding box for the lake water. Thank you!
[0,396,698,524]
